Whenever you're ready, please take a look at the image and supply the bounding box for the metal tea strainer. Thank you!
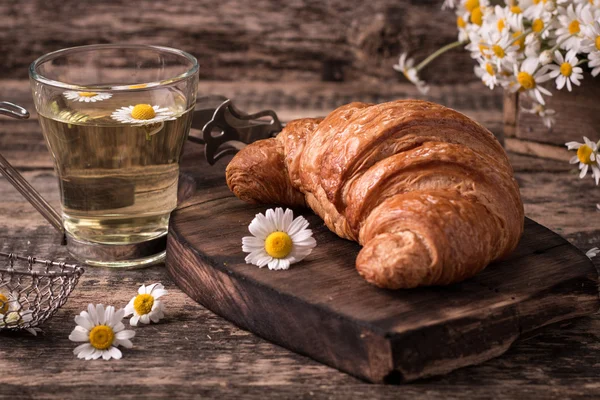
[0,252,83,333]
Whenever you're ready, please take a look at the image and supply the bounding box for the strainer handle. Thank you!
[0,102,66,244]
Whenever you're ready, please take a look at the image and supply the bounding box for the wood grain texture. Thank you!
[167,147,599,383]
[503,80,600,161]
[0,79,599,398]
[0,0,473,84]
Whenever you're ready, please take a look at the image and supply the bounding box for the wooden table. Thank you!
[0,79,599,399]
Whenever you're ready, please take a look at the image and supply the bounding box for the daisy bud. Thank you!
[539,50,553,65]
[544,2,556,12]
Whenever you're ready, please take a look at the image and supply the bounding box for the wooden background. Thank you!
[0,0,474,84]
[1,0,600,398]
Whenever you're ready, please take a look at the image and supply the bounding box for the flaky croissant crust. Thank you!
[226,100,524,289]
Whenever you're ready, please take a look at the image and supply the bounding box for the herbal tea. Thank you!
[37,89,193,245]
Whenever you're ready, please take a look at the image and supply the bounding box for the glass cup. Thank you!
[29,44,199,267]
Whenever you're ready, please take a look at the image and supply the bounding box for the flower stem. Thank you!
[415,41,464,72]
[550,34,575,53]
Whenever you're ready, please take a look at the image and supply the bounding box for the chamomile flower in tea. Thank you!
[63,91,112,103]
[111,104,175,125]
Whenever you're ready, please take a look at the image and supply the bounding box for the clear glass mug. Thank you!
[28,44,199,267]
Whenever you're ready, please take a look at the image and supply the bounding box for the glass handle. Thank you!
[0,102,66,244]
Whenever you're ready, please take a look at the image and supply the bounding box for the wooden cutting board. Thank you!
[166,145,600,383]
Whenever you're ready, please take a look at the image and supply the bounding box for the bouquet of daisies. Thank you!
[395,0,600,186]
[395,0,599,127]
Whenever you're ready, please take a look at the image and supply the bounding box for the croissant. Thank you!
[226,100,524,289]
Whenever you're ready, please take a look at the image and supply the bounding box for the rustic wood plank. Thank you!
[0,0,474,84]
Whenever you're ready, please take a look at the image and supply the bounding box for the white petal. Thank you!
[113,322,125,333]
[268,258,281,270]
[113,308,125,325]
[95,304,105,325]
[248,214,273,240]
[115,329,136,340]
[69,326,90,342]
[130,315,140,327]
[580,164,589,178]
[87,304,98,325]
[273,208,284,231]
[570,156,579,164]
[116,338,133,349]
[287,216,310,237]
[152,289,168,299]
[278,258,291,270]
[104,306,114,327]
[74,315,94,331]
[140,314,150,324]
[124,299,135,316]
[281,209,294,232]
[74,343,93,358]
[138,284,146,295]
[109,347,123,360]
[89,349,102,360]
[102,350,113,360]
[290,229,314,242]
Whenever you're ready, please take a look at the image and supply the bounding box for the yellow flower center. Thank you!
[577,145,595,164]
[532,18,544,33]
[485,63,495,76]
[560,62,573,77]
[133,293,155,316]
[497,18,506,32]
[457,16,467,29]
[512,31,525,51]
[264,231,293,259]
[78,92,97,98]
[471,7,483,26]
[0,294,8,314]
[569,20,580,35]
[131,104,156,120]
[88,325,115,350]
[511,6,522,14]
[492,45,506,58]
[517,72,536,90]
[128,84,148,89]
[595,36,600,50]
[465,0,479,12]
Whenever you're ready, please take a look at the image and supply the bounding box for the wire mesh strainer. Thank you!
[0,252,84,333]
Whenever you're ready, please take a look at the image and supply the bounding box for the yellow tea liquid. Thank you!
[37,90,193,244]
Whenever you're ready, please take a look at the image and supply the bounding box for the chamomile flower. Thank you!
[475,58,498,89]
[525,33,542,58]
[124,283,167,326]
[490,5,523,34]
[111,104,175,125]
[242,208,317,271]
[589,51,600,76]
[0,289,33,332]
[555,4,585,51]
[69,304,135,361]
[565,136,600,184]
[547,50,583,91]
[393,53,430,94]
[63,91,112,103]
[506,4,526,31]
[580,21,600,54]
[586,247,600,259]
[485,31,520,69]
[512,57,553,104]
[530,11,554,40]
[522,103,556,128]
